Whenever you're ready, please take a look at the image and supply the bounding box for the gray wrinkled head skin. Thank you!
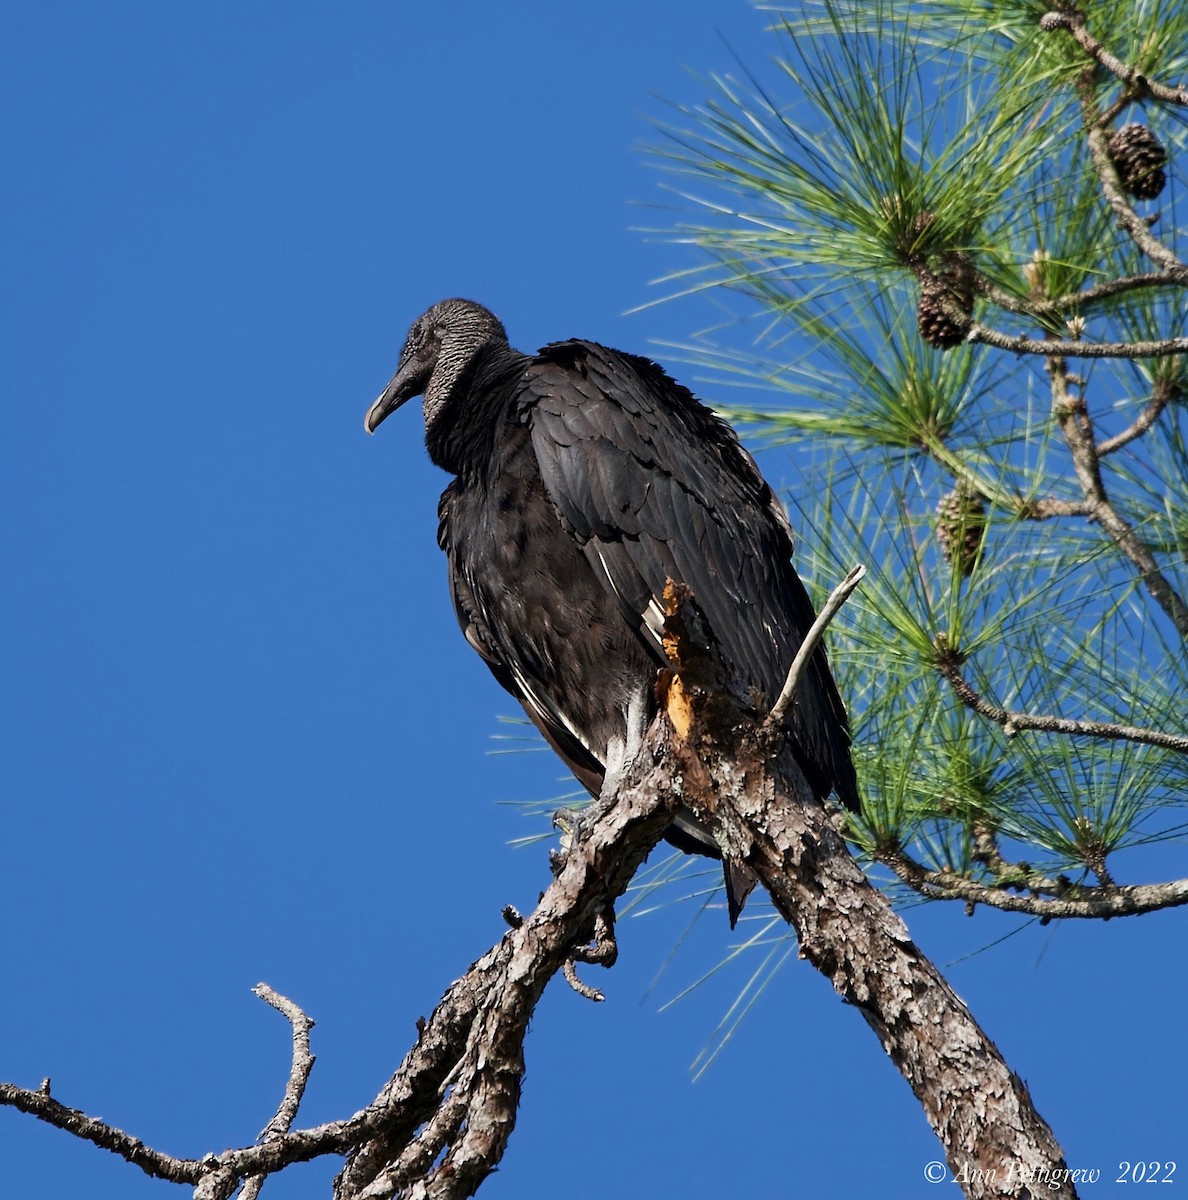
[365,299,509,434]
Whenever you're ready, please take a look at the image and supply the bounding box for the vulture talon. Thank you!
[551,805,591,853]
[562,958,605,1003]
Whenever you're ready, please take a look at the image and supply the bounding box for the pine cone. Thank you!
[1107,123,1168,201]
[917,252,974,350]
[936,486,987,578]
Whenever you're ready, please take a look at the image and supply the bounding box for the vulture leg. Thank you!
[599,683,650,805]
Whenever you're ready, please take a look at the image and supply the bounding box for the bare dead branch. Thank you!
[562,959,605,1001]
[0,1082,202,1186]
[376,1086,469,1198]
[239,986,318,1200]
[933,636,1188,754]
[253,985,316,1142]
[562,907,618,1001]
[0,584,1082,1199]
[332,756,674,1200]
[0,1074,401,1195]
[765,564,866,729]
[1039,11,1188,105]
[0,770,674,1200]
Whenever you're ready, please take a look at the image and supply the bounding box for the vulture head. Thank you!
[366,298,508,434]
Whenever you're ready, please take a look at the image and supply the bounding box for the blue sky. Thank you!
[2,3,1184,1198]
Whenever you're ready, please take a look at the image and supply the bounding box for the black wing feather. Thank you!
[522,340,858,810]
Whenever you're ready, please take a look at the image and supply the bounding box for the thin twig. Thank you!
[1048,357,1188,636]
[1096,380,1176,455]
[765,564,866,729]
[919,440,1091,522]
[1020,496,1093,520]
[973,268,1188,318]
[1039,11,1188,106]
[934,640,1188,754]
[239,985,317,1200]
[562,908,617,1001]
[0,1078,382,1194]
[966,323,1188,358]
[562,959,606,1002]
[253,985,316,1141]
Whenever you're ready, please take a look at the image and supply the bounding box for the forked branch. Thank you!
[1039,11,1188,106]
[0,586,1078,1200]
[0,748,676,1200]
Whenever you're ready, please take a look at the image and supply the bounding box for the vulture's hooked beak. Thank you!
[365,360,426,434]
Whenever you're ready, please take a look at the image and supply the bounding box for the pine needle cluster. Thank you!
[650,0,1188,920]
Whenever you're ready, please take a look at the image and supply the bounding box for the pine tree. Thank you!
[653,0,1188,922]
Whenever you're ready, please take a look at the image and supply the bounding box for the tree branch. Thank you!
[333,760,674,1200]
[1019,496,1093,520]
[0,585,1084,1199]
[1039,11,1188,106]
[1096,379,1176,455]
[1083,128,1181,273]
[0,752,675,1200]
[965,323,1188,359]
[1068,64,1186,273]
[240,986,318,1200]
[881,844,1188,920]
[973,268,1188,319]
[1047,357,1188,636]
[658,603,1074,1198]
[765,563,865,729]
[0,1082,202,1186]
[933,635,1188,754]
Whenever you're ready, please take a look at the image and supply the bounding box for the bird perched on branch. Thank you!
[366,299,858,924]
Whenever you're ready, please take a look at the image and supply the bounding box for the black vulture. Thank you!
[366,298,858,924]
